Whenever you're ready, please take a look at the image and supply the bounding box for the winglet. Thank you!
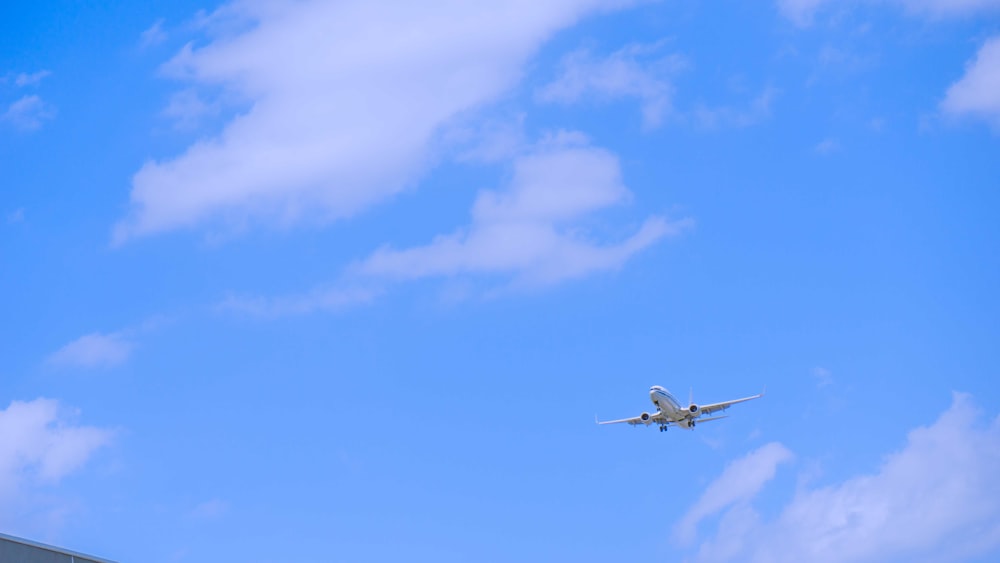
[595,414,600,425]
[761,385,766,397]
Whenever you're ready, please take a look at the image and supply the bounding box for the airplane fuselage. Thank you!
[649,385,700,429]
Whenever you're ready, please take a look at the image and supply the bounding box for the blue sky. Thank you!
[2,1,1000,561]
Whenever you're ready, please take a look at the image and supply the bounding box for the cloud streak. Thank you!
[686,392,1000,562]
[0,399,113,534]
[942,36,1000,128]
[114,0,632,243]
[48,331,133,368]
[218,287,378,317]
[220,133,683,311]
[14,70,51,87]
[778,0,1000,27]
[537,42,686,129]
[355,132,690,289]
[2,95,56,131]
[0,398,112,498]
[140,19,168,48]
[675,442,794,544]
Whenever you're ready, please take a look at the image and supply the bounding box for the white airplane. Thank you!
[597,385,764,432]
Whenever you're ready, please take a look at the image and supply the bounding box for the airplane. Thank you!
[596,385,764,432]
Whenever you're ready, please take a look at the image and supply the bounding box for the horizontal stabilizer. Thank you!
[697,415,728,424]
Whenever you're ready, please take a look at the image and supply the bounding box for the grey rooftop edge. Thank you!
[0,531,118,563]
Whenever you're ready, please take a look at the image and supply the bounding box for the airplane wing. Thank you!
[696,390,764,417]
[595,413,665,426]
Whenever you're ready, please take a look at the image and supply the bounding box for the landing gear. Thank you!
[659,424,667,432]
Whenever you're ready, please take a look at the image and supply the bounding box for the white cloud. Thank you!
[140,19,168,48]
[191,498,229,519]
[777,0,832,26]
[114,0,632,244]
[942,36,1000,128]
[0,398,112,498]
[812,366,833,387]
[687,393,1000,562]
[898,0,1000,17]
[2,95,56,131]
[48,332,132,368]
[778,0,1000,26]
[0,399,113,535]
[675,442,794,544]
[14,70,51,87]
[814,137,840,154]
[355,133,690,289]
[537,42,686,129]
[217,133,678,308]
[163,87,220,130]
[449,113,528,164]
[692,87,777,129]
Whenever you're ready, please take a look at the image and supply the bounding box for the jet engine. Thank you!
[688,404,699,414]
[640,412,651,423]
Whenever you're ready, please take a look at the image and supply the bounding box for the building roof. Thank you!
[0,531,118,563]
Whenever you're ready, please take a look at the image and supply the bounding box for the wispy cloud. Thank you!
[162,87,220,130]
[0,398,113,534]
[448,113,528,164]
[355,132,690,290]
[218,287,378,317]
[686,392,1000,562]
[537,42,686,129]
[942,36,1000,129]
[48,332,133,368]
[811,366,833,387]
[14,70,51,87]
[190,498,229,519]
[114,0,632,244]
[895,0,1000,17]
[778,0,1000,27]
[0,398,113,497]
[777,0,831,27]
[218,132,681,310]
[814,137,839,154]
[675,442,794,544]
[215,131,683,310]
[140,19,168,48]
[2,95,56,131]
[692,87,777,129]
